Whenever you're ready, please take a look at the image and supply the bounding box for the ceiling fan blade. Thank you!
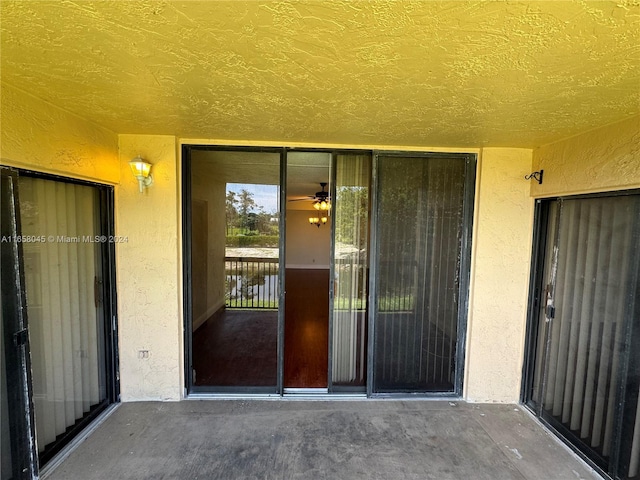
[287,197,314,202]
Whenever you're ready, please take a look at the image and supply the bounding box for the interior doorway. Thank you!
[284,151,372,393]
[282,151,372,392]
[284,151,332,389]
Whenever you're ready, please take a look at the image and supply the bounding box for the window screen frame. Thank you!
[367,151,476,398]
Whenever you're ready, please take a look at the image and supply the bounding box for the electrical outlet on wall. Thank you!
[138,350,149,359]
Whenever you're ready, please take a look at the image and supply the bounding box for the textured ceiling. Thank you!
[1,1,639,148]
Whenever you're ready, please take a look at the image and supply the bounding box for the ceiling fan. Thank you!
[288,182,331,210]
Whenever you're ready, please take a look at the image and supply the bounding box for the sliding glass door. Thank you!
[0,167,118,475]
[371,153,475,394]
[524,192,640,479]
[183,147,475,397]
[186,148,281,392]
[19,176,115,464]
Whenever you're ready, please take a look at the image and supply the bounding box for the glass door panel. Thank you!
[372,154,470,393]
[331,153,371,389]
[18,176,110,464]
[538,196,640,473]
[526,193,640,479]
[529,201,559,407]
[189,149,280,390]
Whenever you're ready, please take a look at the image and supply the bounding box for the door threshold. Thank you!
[283,389,367,400]
[283,388,329,394]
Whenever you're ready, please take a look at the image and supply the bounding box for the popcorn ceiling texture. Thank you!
[0,83,120,183]
[1,1,638,147]
[532,115,640,197]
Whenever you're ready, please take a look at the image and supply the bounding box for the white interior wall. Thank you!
[285,210,331,269]
[191,171,226,330]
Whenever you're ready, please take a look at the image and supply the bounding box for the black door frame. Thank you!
[1,166,39,479]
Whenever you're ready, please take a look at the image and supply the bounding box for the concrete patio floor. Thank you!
[43,400,603,480]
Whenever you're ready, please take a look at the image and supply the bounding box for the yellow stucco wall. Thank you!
[531,115,640,197]
[465,148,535,403]
[0,85,539,403]
[106,117,636,403]
[117,134,182,401]
[4,80,636,405]
[0,83,119,183]
[1,86,183,400]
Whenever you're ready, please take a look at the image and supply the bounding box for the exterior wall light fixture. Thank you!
[129,156,153,193]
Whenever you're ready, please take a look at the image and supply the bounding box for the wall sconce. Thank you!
[129,156,153,193]
[309,216,328,228]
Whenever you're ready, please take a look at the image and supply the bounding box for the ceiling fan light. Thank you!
[309,216,323,227]
[313,199,329,211]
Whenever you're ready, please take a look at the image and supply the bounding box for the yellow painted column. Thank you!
[465,147,535,403]
[116,134,182,401]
